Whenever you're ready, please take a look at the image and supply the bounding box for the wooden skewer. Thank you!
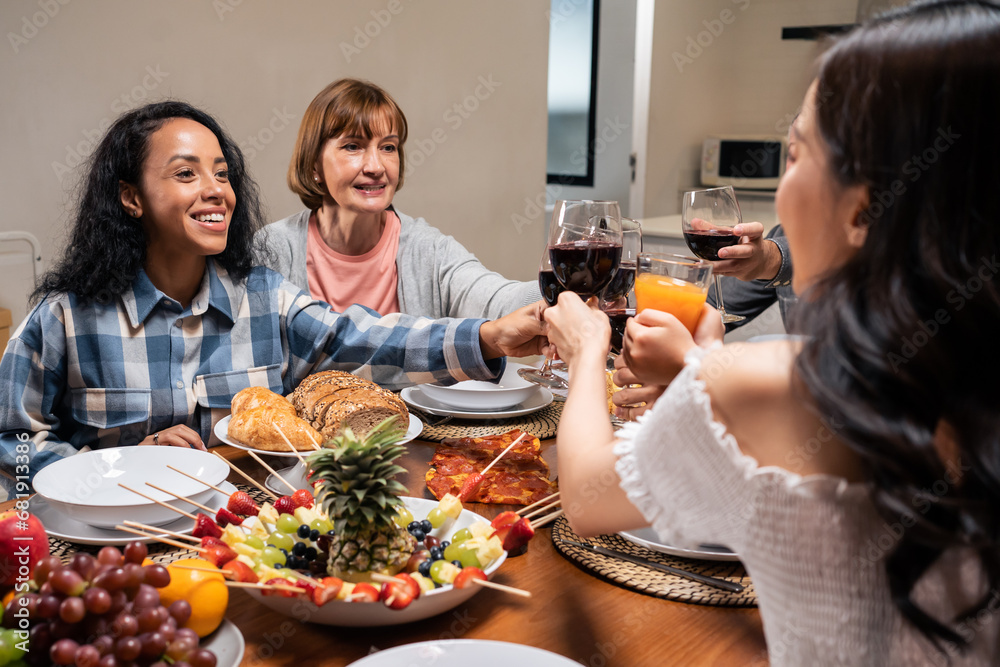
[247,450,298,494]
[273,423,307,466]
[517,491,560,516]
[305,432,321,451]
[115,524,206,553]
[472,579,532,598]
[529,508,564,530]
[521,499,562,521]
[122,520,200,543]
[212,451,278,500]
[225,580,303,593]
[480,432,530,476]
[145,482,214,514]
[167,465,230,496]
[118,483,197,520]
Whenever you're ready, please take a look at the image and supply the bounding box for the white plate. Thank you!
[265,462,309,495]
[417,363,538,411]
[244,497,506,627]
[347,640,579,666]
[618,527,740,562]
[202,619,245,667]
[401,386,553,419]
[214,413,423,457]
[31,482,236,546]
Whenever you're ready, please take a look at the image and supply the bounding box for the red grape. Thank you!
[49,568,86,596]
[122,563,144,590]
[168,600,191,625]
[110,612,138,638]
[97,654,117,667]
[33,555,63,586]
[139,630,167,660]
[137,607,161,634]
[70,553,97,580]
[36,594,61,619]
[114,636,141,661]
[123,541,148,564]
[58,596,86,624]
[83,587,112,615]
[93,567,127,592]
[74,644,101,667]
[92,634,114,656]
[97,546,124,567]
[188,649,218,667]
[142,563,170,588]
[165,635,197,661]
[50,638,80,665]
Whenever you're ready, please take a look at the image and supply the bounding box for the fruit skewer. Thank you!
[457,431,530,501]
[247,449,299,494]
[114,524,209,554]
[118,482,225,538]
[211,450,279,500]
[517,491,560,516]
[121,519,201,543]
[168,465,262,517]
[145,481,244,528]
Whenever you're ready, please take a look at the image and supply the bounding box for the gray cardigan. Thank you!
[258,208,542,320]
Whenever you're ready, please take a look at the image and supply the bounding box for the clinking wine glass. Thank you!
[517,249,570,390]
[599,218,642,369]
[680,186,745,324]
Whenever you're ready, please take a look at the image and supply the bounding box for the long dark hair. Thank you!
[33,101,268,304]
[793,0,1000,651]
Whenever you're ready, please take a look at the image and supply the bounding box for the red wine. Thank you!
[683,229,740,261]
[538,269,566,307]
[600,262,636,302]
[605,308,635,355]
[549,242,622,299]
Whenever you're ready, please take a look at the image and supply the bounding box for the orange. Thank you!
[159,558,228,638]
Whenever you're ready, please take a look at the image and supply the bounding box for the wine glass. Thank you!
[680,186,745,324]
[517,248,570,390]
[599,218,641,368]
[548,200,623,300]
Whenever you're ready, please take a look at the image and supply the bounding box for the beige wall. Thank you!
[642,0,857,217]
[0,0,550,325]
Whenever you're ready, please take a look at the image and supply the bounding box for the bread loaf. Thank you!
[231,386,296,417]
[290,370,409,440]
[227,406,324,452]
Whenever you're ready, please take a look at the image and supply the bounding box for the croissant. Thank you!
[227,406,323,452]
[231,386,296,417]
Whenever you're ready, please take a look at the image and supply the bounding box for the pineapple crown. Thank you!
[306,416,409,537]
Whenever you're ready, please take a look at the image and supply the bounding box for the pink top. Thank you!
[305,210,401,314]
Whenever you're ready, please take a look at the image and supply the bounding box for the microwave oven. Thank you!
[701,135,787,190]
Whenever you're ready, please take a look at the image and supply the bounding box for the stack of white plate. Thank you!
[402,362,554,420]
[30,447,233,545]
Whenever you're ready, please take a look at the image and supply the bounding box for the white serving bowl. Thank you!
[244,497,507,626]
[32,447,229,529]
[418,362,537,410]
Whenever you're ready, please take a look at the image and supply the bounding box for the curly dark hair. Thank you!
[793,0,1000,652]
[33,100,268,304]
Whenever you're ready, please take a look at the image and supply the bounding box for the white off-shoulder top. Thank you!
[613,348,996,666]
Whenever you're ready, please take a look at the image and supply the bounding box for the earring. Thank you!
[131,210,139,218]
[313,175,321,183]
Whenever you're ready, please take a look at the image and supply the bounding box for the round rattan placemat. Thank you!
[551,517,757,608]
[417,400,564,442]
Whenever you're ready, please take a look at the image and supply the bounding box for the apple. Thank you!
[0,510,50,588]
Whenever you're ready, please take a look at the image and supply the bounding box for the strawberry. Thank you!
[227,491,259,517]
[221,559,257,584]
[199,536,229,550]
[291,489,314,509]
[202,543,238,568]
[457,472,485,502]
[453,566,487,589]
[191,514,222,539]
[490,511,520,532]
[310,577,344,606]
[215,507,243,528]
[263,577,298,598]
[379,574,417,610]
[501,517,535,552]
[274,495,297,516]
[347,582,379,603]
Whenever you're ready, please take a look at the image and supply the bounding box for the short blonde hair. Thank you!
[288,78,408,211]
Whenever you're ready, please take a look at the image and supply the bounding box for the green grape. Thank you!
[261,546,286,568]
[310,518,333,534]
[458,546,482,569]
[0,628,27,665]
[426,508,446,529]
[267,531,294,552]
[450,528,473,544]
[428,560,448,585]
[276,514,300,534]
[245,536,265,550]
[394,507,414,528]
[443,543,462,562]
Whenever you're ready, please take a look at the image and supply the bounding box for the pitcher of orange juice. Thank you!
[634,253,713,334]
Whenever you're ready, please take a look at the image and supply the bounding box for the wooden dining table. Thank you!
[211,436,768,667]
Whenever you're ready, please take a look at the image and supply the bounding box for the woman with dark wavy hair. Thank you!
[544,1,1000,664]
[0,101,546,500]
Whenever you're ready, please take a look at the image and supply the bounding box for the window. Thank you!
[546,0,600,187]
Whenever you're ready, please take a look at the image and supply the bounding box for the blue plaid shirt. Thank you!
[0,262,501,499]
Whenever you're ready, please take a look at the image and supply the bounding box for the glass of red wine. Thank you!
[599,218,641,367]
[548,200,623,300]
[681,186,745,324]
[517,248,570,390]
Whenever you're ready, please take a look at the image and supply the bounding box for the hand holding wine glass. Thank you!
[548,199,623,300]
[681,186,746,324]
[517,248,570,389]
[599,218,641,365]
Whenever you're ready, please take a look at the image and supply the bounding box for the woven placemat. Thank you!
[48,484,275,564]
[552,517,757,608]
[417,399,564,442]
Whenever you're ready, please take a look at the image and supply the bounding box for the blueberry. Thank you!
[418,560,432,577]
[407,521,421,533]
[292,542,307,557]
[279,548,288,556]
[411,528,426,542]
[274,562,284,569]
[296,524,311,539]
[429,546,444,561]
[451,560,463,569]
[310,529,320,541]
[305,547,318,561]
[440,541,450,549]
[420,519,433,533]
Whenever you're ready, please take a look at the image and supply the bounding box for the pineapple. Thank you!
[307,416,417,583]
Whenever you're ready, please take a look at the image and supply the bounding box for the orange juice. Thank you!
[634,273,708,334]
